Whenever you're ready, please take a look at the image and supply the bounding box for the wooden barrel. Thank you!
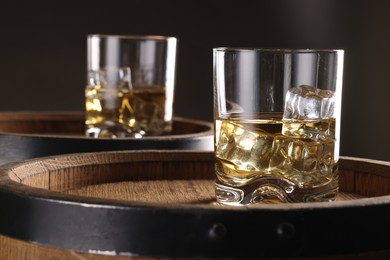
[0,150,389,259]
[0,111,213,164]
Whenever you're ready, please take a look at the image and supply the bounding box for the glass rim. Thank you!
[88,34,177,41]
[213,47,344,54]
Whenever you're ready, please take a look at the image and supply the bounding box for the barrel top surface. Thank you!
[0,111,214,164]
[0,150,389,258]
[0,150,389,211]
[0,111,213,139]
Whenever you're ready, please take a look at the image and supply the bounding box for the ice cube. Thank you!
[269,134,335,186]
[133,95,164,125]
[281,118,336,141]
[215,120,273,171]
[283,85,336,120]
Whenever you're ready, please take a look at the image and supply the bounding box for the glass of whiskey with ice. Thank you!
[86,35,177,138]
[213,48,344,204]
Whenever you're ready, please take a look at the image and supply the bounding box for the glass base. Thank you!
[215,178,338,205]
[86,126,144,138]
[86,121,172,138]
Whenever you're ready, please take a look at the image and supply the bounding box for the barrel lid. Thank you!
[0,111,214,164]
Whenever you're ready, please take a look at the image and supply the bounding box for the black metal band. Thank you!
[0,184,389,258]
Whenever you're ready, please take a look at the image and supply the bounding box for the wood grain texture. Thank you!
[65,179,364,204]
[3,151,388,205]
[0,111,214,165]
[0,111,212,136]
[0,111,84,135]
[339,156,390,197]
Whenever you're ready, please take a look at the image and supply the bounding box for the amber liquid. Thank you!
[132,86,170,135]
[85,85,168,138]
[215,113,338,204]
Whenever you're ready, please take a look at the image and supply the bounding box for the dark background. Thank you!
[0,0,388,161]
